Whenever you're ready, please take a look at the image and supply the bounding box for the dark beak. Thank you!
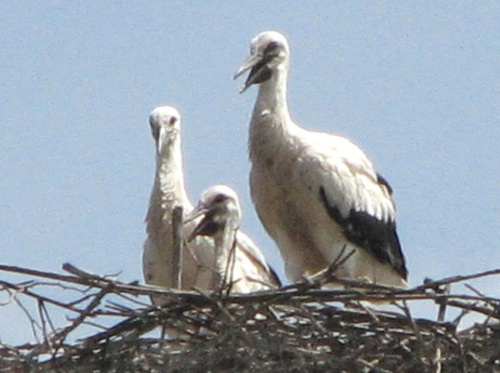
[233,53,266,94]
[186,206,220,242]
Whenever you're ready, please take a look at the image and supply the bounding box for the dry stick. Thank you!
[221,235,238,298]
[209,221,236,295]
[62,263,112,281]
[454,323,476,373]
[464,283,486,298]
[396,300,430,371]
[356,301,380,323]
[81,313,154,348]
[4,264,500,314]
[444,300,498,319]
[0,264,446,307]
[463,283,499,320]
[232,288,500,308]
[0,264,91,285]
[29,290,498,372]
[159,322,168,352]
[433,284,450,373]
[107,293,151,308]
[297,304,327,334]
[172,285,492,308]
[37,300,55,352]
[81,301,195,347]
[437,284,451,323]
[4,263,500,325]
[4,263,500,306]
[357,359,392,373]
[200,292,256,347]
[5,287,43,344]
[263,246,357,304]
[0,280,82,313]
[171,205,183,290]
[296,245,356,289]
[400,300,425,345]
[51,285,113,358]
[453,331,469,373]
[62,264,211,304]
[74,277,500,310]
[414,268,500,292]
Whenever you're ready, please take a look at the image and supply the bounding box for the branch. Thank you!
[171,205,183,289]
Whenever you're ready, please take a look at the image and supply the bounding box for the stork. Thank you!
[234,31,408,287]
[143,106,279,304]
[186,185,280,292]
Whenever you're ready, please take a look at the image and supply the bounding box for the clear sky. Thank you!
[1,2,499,344]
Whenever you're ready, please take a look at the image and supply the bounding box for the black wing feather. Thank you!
[319,186,407,279]
[268,265,282,287]
[376,173,393,195]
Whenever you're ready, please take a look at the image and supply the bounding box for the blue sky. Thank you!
[1,2,499,344]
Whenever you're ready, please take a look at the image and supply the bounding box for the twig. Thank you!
[54,284,113,351]
[415,269,500,292]
[433,284,450,373]
[297,245,356,288]
[221,235,238,298]
[2,263,500,372]
[171,205,183,289]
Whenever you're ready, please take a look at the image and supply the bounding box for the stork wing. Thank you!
[235,231,282,287]
[297,133,407,279]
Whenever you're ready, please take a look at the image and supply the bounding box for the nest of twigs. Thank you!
[1,263,500,373]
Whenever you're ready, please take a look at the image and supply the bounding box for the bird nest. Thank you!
[1,263,500,373]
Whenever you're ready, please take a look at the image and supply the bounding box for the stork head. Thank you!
[149,106,181,154]
[185,185,242,241]
[234,31,290,93]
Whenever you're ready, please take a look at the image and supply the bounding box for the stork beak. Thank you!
[185,205,209,242]
[156,126,166,154]
[185,205,208,224]
[233,53,264,93]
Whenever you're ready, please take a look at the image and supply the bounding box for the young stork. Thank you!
[234,31,408,287]
[143,106,279,304]
[186,185,280,292]
[143,106,210,302]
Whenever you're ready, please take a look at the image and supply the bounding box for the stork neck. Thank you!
[249,65,296,160]
[154,139,190,208]
[254,66,291,122]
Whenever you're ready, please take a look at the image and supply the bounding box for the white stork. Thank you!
[234,31,408,287]
[143,106,279,304]
[143,106,211,301]
[186,185,280,292]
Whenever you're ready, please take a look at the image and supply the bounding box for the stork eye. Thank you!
[264,41,279,55]
[168,117,178,126]
[213,195,226,204]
